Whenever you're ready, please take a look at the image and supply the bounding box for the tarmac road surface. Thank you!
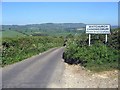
[2,47,65,88]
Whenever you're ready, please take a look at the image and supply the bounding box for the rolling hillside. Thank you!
[2,23,86,37]
[1,23,118,37]
[2,30,26,37]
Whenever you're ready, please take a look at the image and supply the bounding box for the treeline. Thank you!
[2,36,64,66]
[63,29,119,72]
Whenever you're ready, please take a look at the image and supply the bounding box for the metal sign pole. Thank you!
[105,34,107,43]
[89,34,91,46]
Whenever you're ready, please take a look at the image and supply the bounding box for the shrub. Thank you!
[63,29,119,72]
[2,36,64,66]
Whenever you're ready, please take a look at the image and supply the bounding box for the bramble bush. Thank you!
[63,29,119,72]
[2,36,64,66]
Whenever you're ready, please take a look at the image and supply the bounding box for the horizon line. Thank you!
[1,23,118,26]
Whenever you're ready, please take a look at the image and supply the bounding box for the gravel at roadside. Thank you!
[60,63,118,88]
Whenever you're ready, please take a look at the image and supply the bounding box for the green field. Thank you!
[2,30,82,37]
[2,23,85,37]
[2,30,26,37]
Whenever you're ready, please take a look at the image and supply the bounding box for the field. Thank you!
[2,30,83,37]
[2,23,85,37]
[2,30,26,37]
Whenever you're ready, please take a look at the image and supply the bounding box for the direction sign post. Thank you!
[105,34,107,43]
[86,24,110,46]
[89,34,91,46]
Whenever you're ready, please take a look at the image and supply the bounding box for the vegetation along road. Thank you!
[2,47,118,88]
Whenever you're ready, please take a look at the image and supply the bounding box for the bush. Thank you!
[63,29,119,72]
[2,36,64,66]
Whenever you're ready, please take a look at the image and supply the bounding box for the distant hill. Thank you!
[2,23,117,30]
[2,23,86,36]
[2,23,118,37]
[2,23,85,31]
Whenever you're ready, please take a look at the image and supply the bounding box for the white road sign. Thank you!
[86,24,110,34]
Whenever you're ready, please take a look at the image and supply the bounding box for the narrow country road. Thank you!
[2,47,65,88]
[2,47,118,88]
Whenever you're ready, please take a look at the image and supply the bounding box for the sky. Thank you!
[2,2,118,25]
[1,0,120,2]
